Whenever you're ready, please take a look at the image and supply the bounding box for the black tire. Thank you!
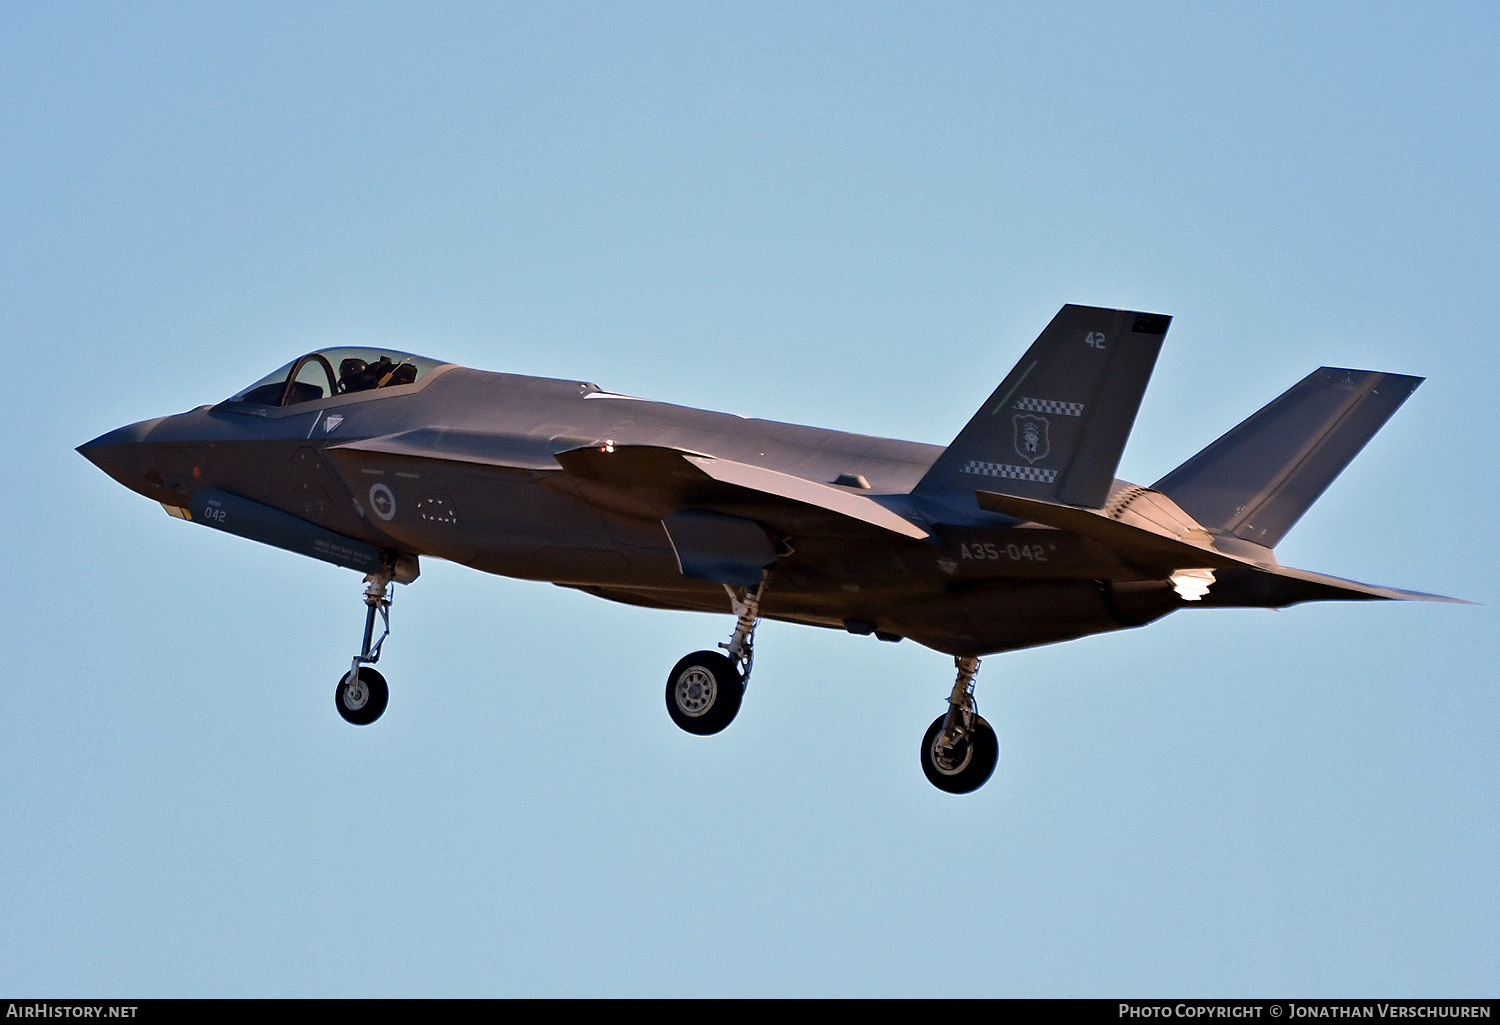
[920,713,998,794]
[665,650,743,735]
[336,666,389,726]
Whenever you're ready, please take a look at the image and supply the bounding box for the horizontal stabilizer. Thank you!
[1264,565,1468,604]
[1154,368,1422,548]
[916,305,1168,508]
[974,489,1241,571]
[977,489,1466,605]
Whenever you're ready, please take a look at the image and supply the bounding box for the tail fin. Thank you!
[1153,368,1422,549]
[914,304,1169,508]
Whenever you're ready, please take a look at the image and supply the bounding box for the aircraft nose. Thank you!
[77,417,169,490]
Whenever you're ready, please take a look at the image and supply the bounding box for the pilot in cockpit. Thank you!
[340,356,417,393]
[339,357,372,392]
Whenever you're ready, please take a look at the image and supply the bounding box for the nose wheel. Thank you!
[336,666,389,726]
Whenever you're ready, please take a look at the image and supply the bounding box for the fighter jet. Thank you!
[78,305,1459,793]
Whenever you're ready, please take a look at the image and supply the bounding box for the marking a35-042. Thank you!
[960,542,1051,562]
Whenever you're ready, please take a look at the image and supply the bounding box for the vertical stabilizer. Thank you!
[1153,368,1422,548]
[914,305,1168,508]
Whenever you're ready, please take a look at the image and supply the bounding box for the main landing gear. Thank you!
[920,656,999,794]
[662,582,999,793]
[335,566,394,726]
[666,578,765,736]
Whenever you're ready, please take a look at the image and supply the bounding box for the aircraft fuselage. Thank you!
[80,307,1449,793]
[81,361,1171,658]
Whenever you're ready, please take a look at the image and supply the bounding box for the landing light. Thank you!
[1171,568,1215,601]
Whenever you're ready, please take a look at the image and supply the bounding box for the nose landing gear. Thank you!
[335,565,396,726]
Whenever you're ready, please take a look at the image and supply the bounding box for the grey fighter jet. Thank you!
[78,305,1459,793]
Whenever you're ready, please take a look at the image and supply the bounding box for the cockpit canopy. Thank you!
[224,347,446,407]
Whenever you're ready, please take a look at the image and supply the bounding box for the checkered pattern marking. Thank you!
[1014,396,1084,416]
[961,460,1058,483]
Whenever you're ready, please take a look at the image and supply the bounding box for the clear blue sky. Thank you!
[2,2,1495,997]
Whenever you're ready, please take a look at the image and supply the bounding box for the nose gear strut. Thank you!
[353,567,394,676]
[334,560,401,726]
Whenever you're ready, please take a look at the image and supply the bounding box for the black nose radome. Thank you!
[77,417,168,490]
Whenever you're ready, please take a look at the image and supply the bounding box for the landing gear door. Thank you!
[661,511,776,587]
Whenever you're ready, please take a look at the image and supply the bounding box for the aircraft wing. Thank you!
[679,454,928,538]
[328,428,565,470]
[332,432,929,540]
[553,444,930,586]
[555,444,929,539]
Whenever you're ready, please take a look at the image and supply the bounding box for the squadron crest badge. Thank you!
[1013,413,1050,464]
